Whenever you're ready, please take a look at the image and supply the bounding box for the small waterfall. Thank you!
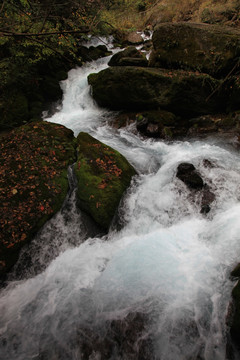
[6,166,101,282]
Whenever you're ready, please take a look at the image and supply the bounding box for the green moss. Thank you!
[150,23,240,78]
[162,126,173,138]
[74,132,136,230]
[88,66,225,116]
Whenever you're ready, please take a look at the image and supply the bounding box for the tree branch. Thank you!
[0,28,90,37]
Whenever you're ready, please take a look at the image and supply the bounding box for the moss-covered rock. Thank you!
[149,22,240,78]
[74,132,136,230]
[88,66,225,116]
[0,121,76,276]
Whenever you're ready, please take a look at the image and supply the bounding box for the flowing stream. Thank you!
[1,37,240,360]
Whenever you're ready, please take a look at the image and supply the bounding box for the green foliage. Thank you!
[0,0,111,129]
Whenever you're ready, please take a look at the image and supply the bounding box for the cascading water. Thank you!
[0,36,240,360]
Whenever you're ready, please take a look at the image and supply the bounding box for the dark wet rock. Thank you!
[74,132,136,231]
[230,280,240,349]
[141,40,152,51]
[188,115,218,135]
[78,312,154,360]
[176,163,204,190]
[118,57,148,67]
[202,159,215,168]
[136,110,177,138]
[0,121,76,276]
[78,45,112,62]
[200,204,211,214]
[149,22,240,78]
[200,188,215,214]
[109,312,153,359]
[78,328,114,360]
[110,112,137,129]
[108,46,147,67]
[231,264,240,278]
[88,66,225,116]
[201,188,215,204]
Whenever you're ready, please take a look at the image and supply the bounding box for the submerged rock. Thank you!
[78,312,154,360]
[149,22,240,78]
[74,132,136,230]
[200,188,215,214]
[0,121,76,276]
[176,163,204,190]
[88,66,225,116]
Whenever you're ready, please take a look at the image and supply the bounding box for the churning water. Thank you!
[0,37,240,360]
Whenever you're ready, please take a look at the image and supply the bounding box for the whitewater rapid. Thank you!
[0,37,240,360]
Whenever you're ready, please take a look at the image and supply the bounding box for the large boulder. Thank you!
[0,121,76,276]
[88,66,225,116]
[74,132,136,230]
[149,23,240,78]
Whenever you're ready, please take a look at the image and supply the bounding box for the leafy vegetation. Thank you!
[0,0,112,130]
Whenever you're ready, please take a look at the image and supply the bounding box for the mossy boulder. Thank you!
[88,66,225,116]
[108,46,147,67]
[74,132,136,230]
[149,22,240,78]
[0,121,76,276]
